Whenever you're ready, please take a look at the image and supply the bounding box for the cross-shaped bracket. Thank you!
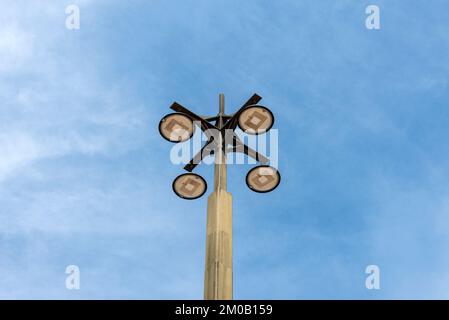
[169,93,271,172]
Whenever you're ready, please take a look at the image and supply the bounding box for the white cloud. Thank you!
[0,1,149,184]
[0,25,33,72]
[0,133,41,182]
[0,1,195,299]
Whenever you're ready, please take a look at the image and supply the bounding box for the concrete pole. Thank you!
[204,94,233,300]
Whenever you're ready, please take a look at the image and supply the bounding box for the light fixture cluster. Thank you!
[159,93,281,199]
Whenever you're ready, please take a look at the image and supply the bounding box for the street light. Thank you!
[158,112,195,143]
[159,93,280,300]
[172,173,207,200]
[246,165,281,193]
[238,105,274,135]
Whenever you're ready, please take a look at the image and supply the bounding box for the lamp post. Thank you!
[159,93,280,300]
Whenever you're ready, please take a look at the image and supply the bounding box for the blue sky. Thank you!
[1,0,449,299]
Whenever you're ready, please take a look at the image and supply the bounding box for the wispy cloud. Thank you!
[1,0,449,299]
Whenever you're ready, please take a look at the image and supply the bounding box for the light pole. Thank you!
[159,93,280,300]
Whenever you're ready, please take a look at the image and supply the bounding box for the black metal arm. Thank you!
[169,93,269,172]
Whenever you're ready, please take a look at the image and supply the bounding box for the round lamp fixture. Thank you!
[172,173,207,200]
[159,113,195,143]
[246,165,281,193]
[238,105,274,135]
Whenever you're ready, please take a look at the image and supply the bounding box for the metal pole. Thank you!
[214,94,227,190]
[204,94,233,300]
